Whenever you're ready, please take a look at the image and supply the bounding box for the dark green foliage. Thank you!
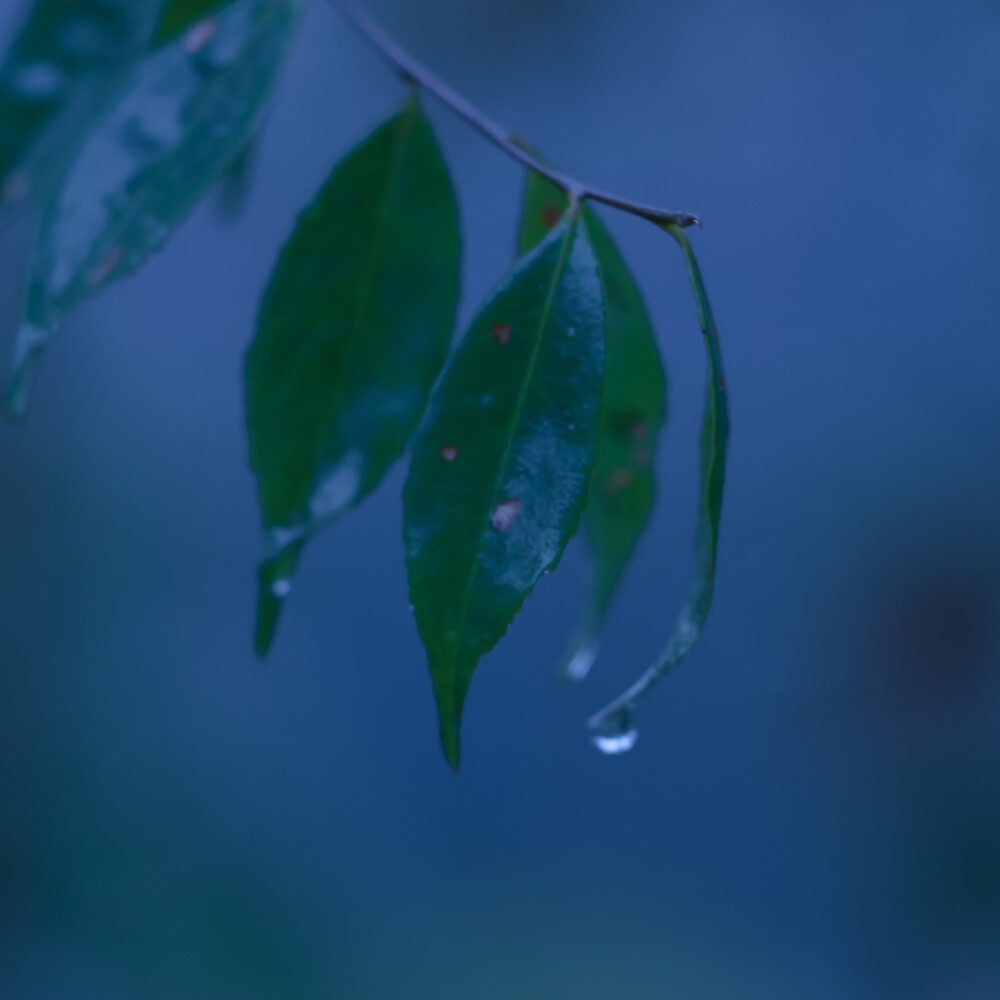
[519,172,667,682]
[6,0,305,417]
[0,0,728,768]
[245,101,462,654]
[404,208,605,768]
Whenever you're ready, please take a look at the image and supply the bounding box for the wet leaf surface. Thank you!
[404,206,605,768]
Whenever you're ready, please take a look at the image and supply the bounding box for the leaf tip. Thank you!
[5,324,50,421]
[253,545,301,658]
[559,638,600,684]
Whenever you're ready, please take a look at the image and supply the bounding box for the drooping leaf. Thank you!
[404,206,606,769]
[153,0,231,46]
[0,0,162,216]
[518,174,667,683]
[6,0,306,418]
[245,100,462,655]
[588,224,728,753]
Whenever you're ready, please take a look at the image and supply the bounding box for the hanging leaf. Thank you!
[0,0,162,216]
[518,173,667,683]
[6,0,306,418]
[404,206,605,769]
[152,0,231,46]
[588,224,728,754]
[245,100,462,655]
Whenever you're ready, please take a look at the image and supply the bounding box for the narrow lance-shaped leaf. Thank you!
[519,172,667,683]
[6,0,306,418]
[0,0,162,216]
[404,206,606,769]
[245,100,462,655]
[588,224,729,754]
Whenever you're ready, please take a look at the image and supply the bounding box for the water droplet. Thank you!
[490,497,521,531]
[567,423,575,431]
[271,578,291,598]
[438,445,458,462]
[491,322,512,345]
[565,640,599,682]
[9,60,65,102]
[590,705,638,755]
[566,326,576,338]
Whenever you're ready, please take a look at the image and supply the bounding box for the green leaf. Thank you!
[518,174,667,683]
[153,0,231,46]
[588,224,728,753]
[6,0,305,418]
[245,100,462,655]
[0,0,162,214]
[404,205,606,769]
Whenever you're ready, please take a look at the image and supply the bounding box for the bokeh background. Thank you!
[2,0,999,996]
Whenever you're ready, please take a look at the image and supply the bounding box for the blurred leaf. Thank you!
[404,206,605,768]
[588,224,728,751]
[153,0,231,46]
[215,134,258,220]
[6,0,306,418]
[518,173,667,683]
[245,100,461,655]
[0,0,162,216]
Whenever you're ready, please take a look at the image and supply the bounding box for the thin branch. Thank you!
[326,0,700,228]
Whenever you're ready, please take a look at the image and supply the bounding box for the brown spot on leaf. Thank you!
[630,422,649,441]
[438,445,458,462]
[184,19,217,54]
[631,447,650,467]
[604,468,634,495]
[717,374,727,391]
[491,322,512,345]
[541,205,562,228]
[490,497,521,531]
[86,245,123,287]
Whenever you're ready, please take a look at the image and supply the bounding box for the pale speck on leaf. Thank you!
[490,497,521,531]
[184,20,217,54]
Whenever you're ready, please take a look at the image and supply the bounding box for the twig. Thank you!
[326,0,700,229]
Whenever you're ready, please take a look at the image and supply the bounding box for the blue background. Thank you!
[2,0,999,996]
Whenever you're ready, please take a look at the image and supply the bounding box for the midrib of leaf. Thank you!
[82,0,293,282]
[446,210,580,668]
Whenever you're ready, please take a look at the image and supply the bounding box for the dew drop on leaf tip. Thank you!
[589,705,638,755]
[270,579,291,598]
[565,640,599,682]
